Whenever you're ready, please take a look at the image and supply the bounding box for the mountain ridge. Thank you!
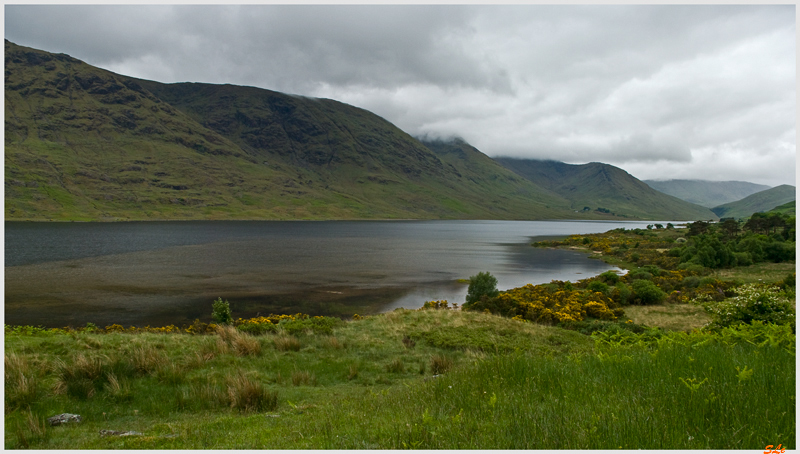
[5,40,716,222]
[711,184,797,219]
[644,179,772,208]
[493,158,718,221]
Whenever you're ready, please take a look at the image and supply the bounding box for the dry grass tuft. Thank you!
[274,335,301,352]
[430,354,453,375]
[53,354,107,399]
[104,373,133,401]
[131,345,169,374]
[291,370,317,386]
[5,352,39,410]
[226,371,278,412]
[386,358,405,374]
[326,336,344,349]
[216,325,262,356]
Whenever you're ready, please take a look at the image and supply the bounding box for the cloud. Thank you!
[5,4,795,187]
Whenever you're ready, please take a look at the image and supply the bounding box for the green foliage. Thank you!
[598,270,620,284]
[610,282,632,306]
[211,298,232,325]
[464,272,499,308]
[698,284,796,331]
[631,280,666,305]
[586,281,609,295]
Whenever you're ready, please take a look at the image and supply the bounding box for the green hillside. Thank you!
[644,179,770,208]
[712,185,797,220]
[5,40,717,222]
[4,40,571,221]
[769,200,796,217]
[493,158,717,221]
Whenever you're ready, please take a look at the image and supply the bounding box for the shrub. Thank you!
[598,270,620,284]
[236,322,278,336]
[700,284,795,330]
[631,280,666,305]
[586,281,609,295]
[212,297,233,325]
[610,282,632,306]
[627,270,652,281]
[464,272,499,308]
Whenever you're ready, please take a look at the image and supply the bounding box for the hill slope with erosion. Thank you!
[493,158,717,221]
[5,40,572,221]
[711,184,797,220]
[644,179,771,208]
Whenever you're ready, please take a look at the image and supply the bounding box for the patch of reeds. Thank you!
[53,353,107,399]
[130,345,169,375]
[326,336,344,349]
[5,352,40,410]
[274,335,301,352]
[11,410,48,449]
[156,363,187,385]
[226,371,278,412]
[216,325,262,356]
[291,370,317,386]
[103,373,133,402]
[386,358,405,374]
[429,354,452,375]
[175,382,227,411]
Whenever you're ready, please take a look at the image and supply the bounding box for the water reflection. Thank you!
[5,220,654,327]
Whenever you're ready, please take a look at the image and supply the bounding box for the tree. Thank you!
[719,218,740,240]
[212,297,232,325]
[464,272,499,308]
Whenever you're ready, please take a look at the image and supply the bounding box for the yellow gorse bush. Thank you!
[474,283,621,324]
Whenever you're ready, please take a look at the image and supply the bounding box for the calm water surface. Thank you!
[5,220,655,327]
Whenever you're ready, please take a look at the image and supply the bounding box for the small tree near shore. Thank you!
[465,272,499,308]
[212,297,233,325]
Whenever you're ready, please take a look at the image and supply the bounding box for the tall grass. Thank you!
[4,310,794,449]
[312,334,794,449]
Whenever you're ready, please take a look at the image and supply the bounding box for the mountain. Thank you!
[711,185,797,219]
[493,158,718,221]
[4,40,571,221]
[643,179,771,208]
[5,40,714,222]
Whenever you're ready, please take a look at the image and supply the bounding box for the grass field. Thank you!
[5,307,795,449]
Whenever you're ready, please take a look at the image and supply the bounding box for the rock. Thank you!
[99,430,143,437]
[47,413,82,426]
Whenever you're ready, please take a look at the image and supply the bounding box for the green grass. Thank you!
[5,310,794,449]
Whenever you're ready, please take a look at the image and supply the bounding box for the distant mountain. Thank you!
[644,179,771,208]
[711,185,797,219]
[493,158,718,221]
[4,40,571,221]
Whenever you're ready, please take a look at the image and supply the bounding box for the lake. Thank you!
[5,220,657,327]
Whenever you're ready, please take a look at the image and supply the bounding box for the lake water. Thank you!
[5,220,655,327]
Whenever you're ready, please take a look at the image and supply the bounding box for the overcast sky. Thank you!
[5,4,796,187]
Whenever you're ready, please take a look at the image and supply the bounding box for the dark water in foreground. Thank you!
[5,220,655,327]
